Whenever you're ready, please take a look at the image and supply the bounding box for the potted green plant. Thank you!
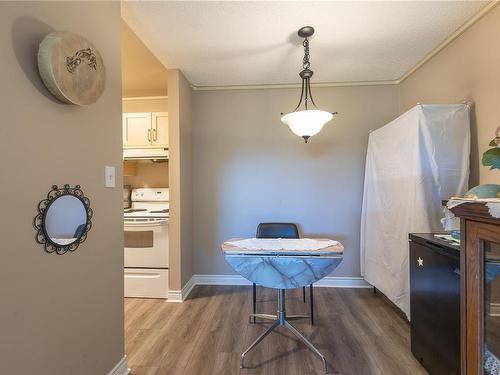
[482,126,500,170]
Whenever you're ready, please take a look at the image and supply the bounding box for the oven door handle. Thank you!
[124,220,168,227]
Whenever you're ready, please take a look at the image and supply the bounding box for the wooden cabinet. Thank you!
[123,112,168,148]
[450,202,500,375]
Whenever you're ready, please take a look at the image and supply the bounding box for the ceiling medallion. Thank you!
[281,26,337,143]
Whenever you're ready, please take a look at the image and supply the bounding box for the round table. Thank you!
[221,238,344,373]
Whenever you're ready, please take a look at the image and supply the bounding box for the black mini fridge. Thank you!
[409,233,461,375]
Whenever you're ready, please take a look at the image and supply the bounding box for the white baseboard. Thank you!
[182,276,196,299]
[314,276,372,288]
[168,274,371,303]
[166,289,182,303]
[108,355,129,375]
[167,276,196,303]
[194,274,252,286]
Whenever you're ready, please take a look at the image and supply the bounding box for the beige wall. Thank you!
[0,2,124,374]
[400,4,500,185]
[168,70,193,290]
[121,20,168,97]
[192,85,399,277]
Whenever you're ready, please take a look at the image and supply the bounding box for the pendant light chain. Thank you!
[303,37,311,110]
[281,26,337,143]
[302,38,311,70]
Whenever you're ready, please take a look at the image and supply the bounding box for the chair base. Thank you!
[249,313,310,323]
[241,289,327,373]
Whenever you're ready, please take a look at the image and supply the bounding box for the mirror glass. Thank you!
[44,195,87,246]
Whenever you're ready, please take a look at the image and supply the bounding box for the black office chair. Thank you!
[252,222,314,325]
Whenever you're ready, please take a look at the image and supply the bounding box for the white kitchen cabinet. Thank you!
[122,112,168,148]
[123,112,152,148]
[151,112,169,147]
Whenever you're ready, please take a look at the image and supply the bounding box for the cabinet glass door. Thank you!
[484,241,500,375]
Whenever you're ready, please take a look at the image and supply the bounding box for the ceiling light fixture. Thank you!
[281,26,337,143]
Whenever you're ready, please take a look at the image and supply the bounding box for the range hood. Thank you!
[123,148,169,161]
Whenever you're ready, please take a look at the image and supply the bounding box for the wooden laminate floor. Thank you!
[125,286,427,375]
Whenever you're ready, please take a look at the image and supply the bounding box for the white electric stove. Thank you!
[124,188,169,299]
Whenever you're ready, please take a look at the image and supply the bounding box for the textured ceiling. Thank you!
[122,1,487,87]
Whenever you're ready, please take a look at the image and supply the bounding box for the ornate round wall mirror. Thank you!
[34,185,93,255]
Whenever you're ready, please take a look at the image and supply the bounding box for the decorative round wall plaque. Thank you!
[37,31,106,105]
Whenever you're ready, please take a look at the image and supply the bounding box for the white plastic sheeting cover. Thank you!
[360,104,470,318]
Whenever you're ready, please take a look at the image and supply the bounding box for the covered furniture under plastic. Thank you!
[360,104,470,318]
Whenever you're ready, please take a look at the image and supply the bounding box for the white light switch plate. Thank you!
[105,166,115,188]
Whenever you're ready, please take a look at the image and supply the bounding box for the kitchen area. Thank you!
[120,18,193,303]
[122,96,170,299]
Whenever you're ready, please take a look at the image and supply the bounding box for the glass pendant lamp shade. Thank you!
[281,110,333,142]
[281,26,337,143]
